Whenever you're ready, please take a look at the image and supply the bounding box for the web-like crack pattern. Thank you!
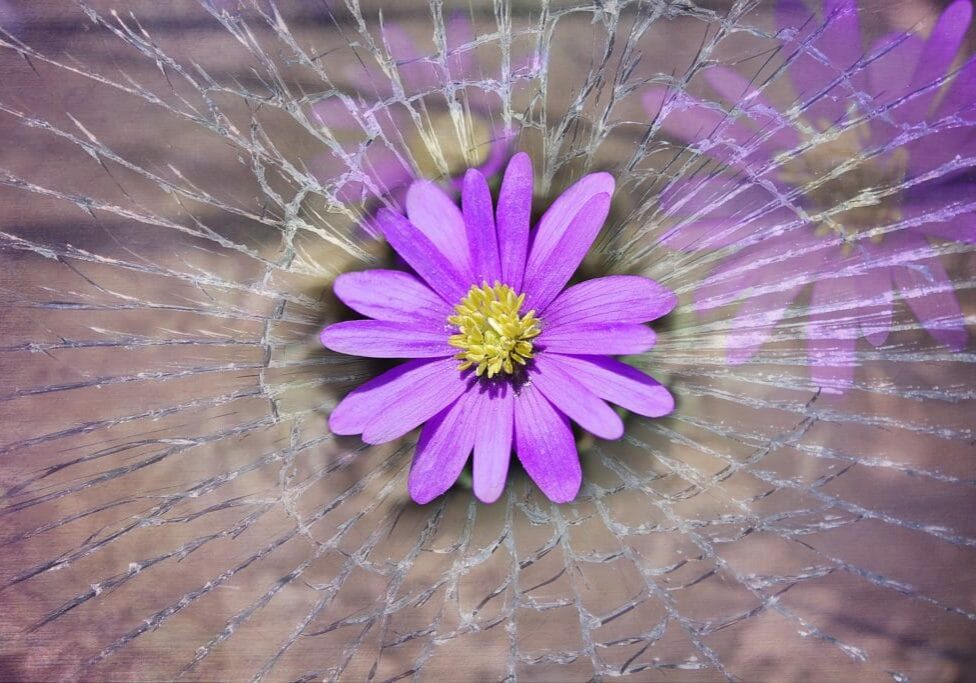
[0,1,974,680]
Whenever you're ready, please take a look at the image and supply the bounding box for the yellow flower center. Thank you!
[448,282,541,378]
[778,120,908,256]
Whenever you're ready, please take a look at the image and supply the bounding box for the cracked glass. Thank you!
[1,1,974,680]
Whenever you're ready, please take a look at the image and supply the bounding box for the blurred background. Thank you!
[1,1,974,680]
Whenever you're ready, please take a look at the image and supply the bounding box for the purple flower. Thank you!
[319,153,676,504]
[644,0,975,392]
[309,15,535,210]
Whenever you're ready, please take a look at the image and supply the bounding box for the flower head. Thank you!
[320,153,676,504]
[645,0,974,392]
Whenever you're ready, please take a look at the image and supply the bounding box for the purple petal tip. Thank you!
[644,387,675,417]
[474,489,503,505]
[408,483,440,505]
[319,325,337,350]
[546,481,581,504]
[328,409,361,437]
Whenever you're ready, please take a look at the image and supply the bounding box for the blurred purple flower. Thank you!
[310,14,536,211]
[645,0,975,391]
[0,1,21,33]
[320,154,676,504]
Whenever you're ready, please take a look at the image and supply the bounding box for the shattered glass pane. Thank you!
[1,1,974,680]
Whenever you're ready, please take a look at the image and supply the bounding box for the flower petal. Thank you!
[474,127,513,180]
[375,208,470,304]
[531,355,623,440]
[808,277,860,394]
[472,385,514,504]
[310,96,361,133]
[642,88,774,171]
[463,168,501,283]
[820,0,865,74]
[694,232,821,311]
[903,129,976,183]
[382,22,439,94]
[702,66,801,154]
[333,270,452,323]
[408,392,477,504]
[725,285,804,364]
[362,364,470,444]
[513,383,580,503]
[542,275,676,327]
[777,0,862,124]
[406,180,473,278]
[320,320,452,359]
[890,236,968,351]
[544,355,674,418]
[523,190,613,311]
[917,213,976,244]
[523,171,614,284]
[659,179,793,251]
[496,152,533,289]
[900,0,972,122]
[314,140,413,209]
[687,232,813,360]
[329,358,461,438]
[446,11,478,82]
[854,266,893,347]
[866,34,923,109]
[538,323,656,355]
[937,52,976,119]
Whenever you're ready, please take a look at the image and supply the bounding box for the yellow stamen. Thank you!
[448,282,540,379]
[777,122,907,253]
